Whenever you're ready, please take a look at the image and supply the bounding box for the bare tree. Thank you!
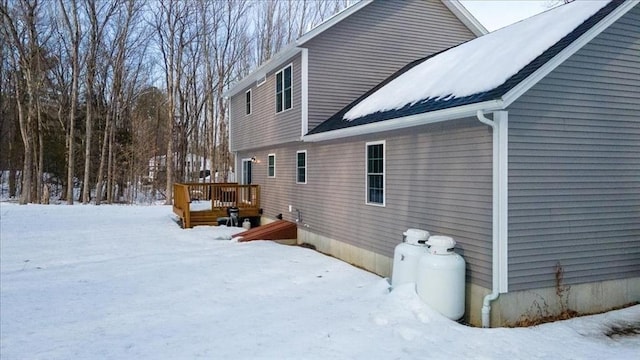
[1,0,47,204]
[54,0,83,204]
[154,0,194,204]
[94,0,142,204]
[81,0,118,204]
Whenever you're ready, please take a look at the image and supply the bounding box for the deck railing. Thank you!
[173,182,260,227]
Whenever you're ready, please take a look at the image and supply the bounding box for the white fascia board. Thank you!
[501,1,636,108]
[224,1,373,99]
[296,0,374,44]
[441,0,488,37]
[303,100,503,142]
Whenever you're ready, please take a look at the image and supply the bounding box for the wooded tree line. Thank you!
[1,0,347,205]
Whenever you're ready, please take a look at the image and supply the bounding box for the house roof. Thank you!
[223,0,487,98]
[305,0,635,141]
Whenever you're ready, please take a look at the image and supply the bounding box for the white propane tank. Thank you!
[416,235,466,320]
[242,218,251,230]
[391,229,430,288]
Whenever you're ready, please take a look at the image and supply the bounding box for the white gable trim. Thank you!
[442,0,488,36]
[501,1,636,108]
[296,0,374,45]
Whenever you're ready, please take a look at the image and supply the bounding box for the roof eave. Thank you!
[303,100,504,142]
[441,0,489,36]
[502,0,636,107]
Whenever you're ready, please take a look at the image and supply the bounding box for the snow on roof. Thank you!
[343,1,611,121]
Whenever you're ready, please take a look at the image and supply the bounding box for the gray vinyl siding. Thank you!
[507,7,640,292]
[305,0,476,130]
[230,54,302,152]
[241,119,493,288]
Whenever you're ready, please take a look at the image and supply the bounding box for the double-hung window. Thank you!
[268,154,276,178]
[296,150,307,184]
[245,89,251,115]
[276,64,292,113]
[366,141,385,206]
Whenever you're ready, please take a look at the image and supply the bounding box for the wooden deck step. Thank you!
[234,220,298,244]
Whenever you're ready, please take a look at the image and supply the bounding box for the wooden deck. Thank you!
[173,182,261,228]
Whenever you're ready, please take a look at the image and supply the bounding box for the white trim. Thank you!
[296,150,307,184]
[365,140,385,207]
[441,0,488,36]
[275,63,293,113]
[245,89,252,115]
[501,1,636,108]
[301,48,309,137]
[303,100,503,142]
[296,0,374,45]
[256,74,266,87]
[267,153,276,178]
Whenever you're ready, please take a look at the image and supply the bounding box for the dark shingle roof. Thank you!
[307,0,623,136]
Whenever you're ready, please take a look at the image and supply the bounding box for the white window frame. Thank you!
[296,150,307,184]
[365,140,385,206]
[275,64,293,113]
[268,153,276,178]
[245,89,251,115]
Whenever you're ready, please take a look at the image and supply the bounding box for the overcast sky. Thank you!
[460,0,560,31]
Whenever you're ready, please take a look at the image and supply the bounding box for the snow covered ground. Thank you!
[1,203,638,359]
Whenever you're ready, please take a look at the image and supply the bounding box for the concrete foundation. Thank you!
[268,218,639,327]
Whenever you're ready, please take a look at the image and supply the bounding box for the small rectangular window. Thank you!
[245,89,251,115]
[256,74,266,87]
[268,154,276,178]
[366,141,385,206]
[296,150,307,184]
[276,64,292,113]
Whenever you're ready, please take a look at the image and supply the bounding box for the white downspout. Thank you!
[476,110,509,328]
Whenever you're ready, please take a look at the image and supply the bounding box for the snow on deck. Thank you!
[343,1,610,121]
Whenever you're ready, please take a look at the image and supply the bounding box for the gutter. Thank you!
[476,110,509,328]
[303,100,503,142]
